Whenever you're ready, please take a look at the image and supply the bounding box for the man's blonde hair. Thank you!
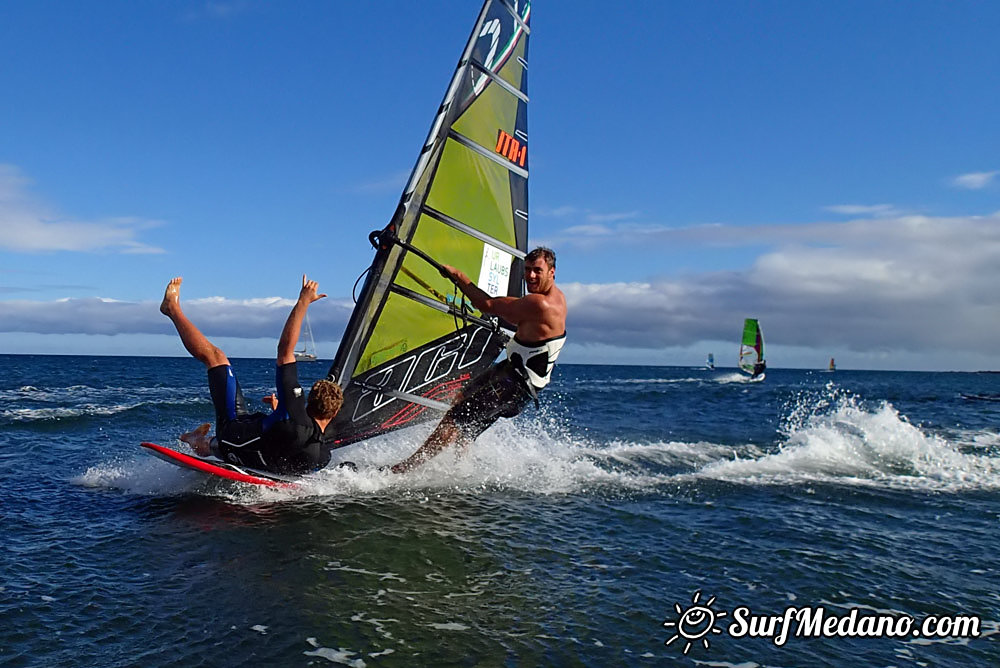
[307,380,343,419]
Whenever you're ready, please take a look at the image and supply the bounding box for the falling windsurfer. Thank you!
[160,274,344,474]
[389,247,567,473]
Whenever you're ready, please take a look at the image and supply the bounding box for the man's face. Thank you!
[524,257,554,294]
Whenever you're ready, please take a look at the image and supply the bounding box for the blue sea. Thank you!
[2,354,999,666]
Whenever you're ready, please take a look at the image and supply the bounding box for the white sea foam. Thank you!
[713,371,755,384]
[75,457,213,496]
[4,383,204,422]
[698,393,1000,492]
[4,403,141,421]
[79,386,1000,501]
[303,637,367,667]
[606,376,705,385]
[426,622,468,631]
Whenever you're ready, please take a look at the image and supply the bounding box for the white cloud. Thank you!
[537,206,641,224]
[537,205,581,218]
[559,212,1000,356]
[0,295,354,339]
[0,164,165,254]
[547,211,997,254]
[350,170,410,195]
[951,171,999,190]
[824,204,902,217]
[562,224,612,237]
[586,210,640,223]
[2,212,999,365]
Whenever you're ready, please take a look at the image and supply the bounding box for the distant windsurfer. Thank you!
[160,275,343,474]
[390,247,567,473]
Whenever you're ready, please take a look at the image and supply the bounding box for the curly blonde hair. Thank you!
[307,380,343,419]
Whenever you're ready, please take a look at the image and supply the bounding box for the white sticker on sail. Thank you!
[478,244,513,297]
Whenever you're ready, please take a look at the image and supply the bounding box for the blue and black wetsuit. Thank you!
[207,363,335,474]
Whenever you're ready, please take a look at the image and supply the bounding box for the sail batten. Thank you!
[388,284,496,329]
[351,382,453,412]
[499,0,531,28]
[470,60,530,102]
[423,205,527,259]
[326,0,531,447]
[448,130,530,177]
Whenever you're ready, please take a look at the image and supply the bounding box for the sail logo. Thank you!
[495,129,527,167]
[349,328,496,420]
[470,2,529,96]
[480,18,501,72]
[478,243,513,297]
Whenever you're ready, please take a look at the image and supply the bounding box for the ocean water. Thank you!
[2,354,999,667]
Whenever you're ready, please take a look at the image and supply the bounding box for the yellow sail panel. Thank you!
[452,63,525,160]
[357,213,504,377]
[406,216,489,289]
[424,139,519,247]
[355,291,457,376]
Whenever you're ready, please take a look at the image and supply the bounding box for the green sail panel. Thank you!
[425,139,523,247]
[327,0,531,447]
[739,318,765,374]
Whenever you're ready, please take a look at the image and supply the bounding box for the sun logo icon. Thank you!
[663,590,727,654]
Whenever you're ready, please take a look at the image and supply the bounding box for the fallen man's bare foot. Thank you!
[180,422,213,456]
[160,277,183,317]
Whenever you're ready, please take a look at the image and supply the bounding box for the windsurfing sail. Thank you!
[738,318,764,375]
[829,357,836,372]
[326,0,531,447]
[706,353,715,370]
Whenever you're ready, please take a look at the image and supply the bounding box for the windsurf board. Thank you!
[140,442,300,488]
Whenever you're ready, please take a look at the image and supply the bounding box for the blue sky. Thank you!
[1,1,999,370]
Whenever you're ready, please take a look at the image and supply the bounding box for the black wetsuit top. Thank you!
[207,363,336,474]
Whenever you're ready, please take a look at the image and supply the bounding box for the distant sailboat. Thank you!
[828,357,836,372]
[738,318,765,381]
[294,314,318,362]
[706,353,715,370]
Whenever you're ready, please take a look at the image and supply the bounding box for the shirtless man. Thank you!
[160,275,343,474]
[390,247,567,473]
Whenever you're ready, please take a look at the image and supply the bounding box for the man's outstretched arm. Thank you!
[439,264,537,325]
[276,274,327,365]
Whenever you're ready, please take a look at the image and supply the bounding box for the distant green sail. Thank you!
[738,318,764,375]
[326,0,531,447]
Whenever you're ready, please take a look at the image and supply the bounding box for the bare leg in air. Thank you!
[160,277,230,369]
[161,277,229,456]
